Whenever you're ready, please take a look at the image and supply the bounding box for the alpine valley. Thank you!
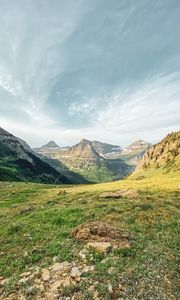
[34,138,150,182]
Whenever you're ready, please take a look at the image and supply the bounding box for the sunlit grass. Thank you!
[0,173,179,298]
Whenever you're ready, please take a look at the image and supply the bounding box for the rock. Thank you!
[52,256,59,262]
[70,266,81,278]
[99,189,139,199]
[62,277,72,287]
[78,250,86,261]
[20,271,31,277]
[73,227,91,240]
[51,261,72,274]
[32,246,41,253]
[101,257,110,264]
[83,265,95,273]
[108,267,116,274]
[50,280,62,292]
[19,277,29,284]
[87,242,112,253]
[99,192,120,199]
[71,221,132,250]
[41,269,51,281]
[45,292,55,300]
[23,251,28,258]
[0,278,7,286]
[107,283,113,294]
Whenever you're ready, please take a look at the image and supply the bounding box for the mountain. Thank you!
[134,131,180,177]
[91,140,122,156]
[36,154,89,184]
[112,139,151,166]
[124,139,151,153]
[34,140,60,152]
[34,138,132,183]
[0,127,70,184]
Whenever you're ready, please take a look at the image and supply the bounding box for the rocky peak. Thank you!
[43,140,59,148]
[126,139,150,149]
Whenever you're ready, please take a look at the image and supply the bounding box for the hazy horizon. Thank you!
[0,0,180,147]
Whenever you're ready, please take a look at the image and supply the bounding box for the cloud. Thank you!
[0,0,180,147]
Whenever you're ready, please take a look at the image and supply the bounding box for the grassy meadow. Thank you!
[0,173,179,299]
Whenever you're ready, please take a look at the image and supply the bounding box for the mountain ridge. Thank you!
[136,131,180,174]
[34,138,132,183]
[0,127,70,184]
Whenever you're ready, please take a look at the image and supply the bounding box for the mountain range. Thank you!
[1,125,179,184]
[34,138,133,182]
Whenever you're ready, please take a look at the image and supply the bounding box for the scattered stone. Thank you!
[23,251,28,258]
[99,189,139,199]
[20,271,31,277]
[87,242,112,253]
[51,261,72,274]
[41,269,51,281]
[18,277,29,284]
[107,283,113,294]
[108,267,116,274]
[0,278,7,287]
[52,256,59,263]
[70,266,81,278]
[62,277,71,287]
[83,265,95,273]
[32,246,41,253]
[78,250,87,261]
[101,257,110,264]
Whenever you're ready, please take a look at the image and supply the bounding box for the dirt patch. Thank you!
[99,189,139,199]
[71,221,131,251]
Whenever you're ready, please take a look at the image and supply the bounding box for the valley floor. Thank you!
[0,174,179,299]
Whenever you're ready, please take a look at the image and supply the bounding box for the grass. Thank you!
[0,174,179,299]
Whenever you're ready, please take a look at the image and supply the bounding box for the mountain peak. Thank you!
[79,138,91,144]
[43,140,59,148]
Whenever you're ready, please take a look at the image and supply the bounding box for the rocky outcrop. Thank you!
[99,189,139,199]
[71,221,131,251]
[136,131,180,171]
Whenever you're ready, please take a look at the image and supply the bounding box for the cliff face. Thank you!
[136,131,180,172]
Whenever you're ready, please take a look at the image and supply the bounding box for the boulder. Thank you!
[87,242,112,253]
[99,189,139,199]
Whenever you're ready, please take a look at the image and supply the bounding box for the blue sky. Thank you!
[0,0,180,147]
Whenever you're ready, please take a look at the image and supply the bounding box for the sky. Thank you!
[0,0,180,148]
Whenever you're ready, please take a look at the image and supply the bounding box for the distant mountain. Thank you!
[34,140,60,152]
[135,131,180,176]
[111,139,151,166]
[34,138,132,183]
[91,140,122,156]
[123,139,151,153]
[0,127,70,184]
